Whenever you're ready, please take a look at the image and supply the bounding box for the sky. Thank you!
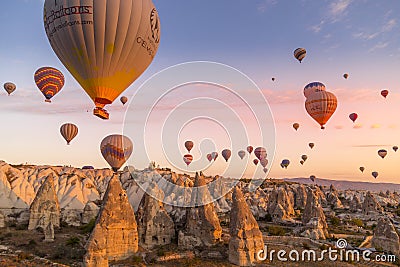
[0,0,399,182]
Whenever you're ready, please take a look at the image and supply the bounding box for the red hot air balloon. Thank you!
[34,67,65,103]
[222,149,232,162]
[253,159,259,166]
[349,113,358,123]
[254,147,267,160]
[247,146,253,154]
[184,141,194,153]
[183,154,193,166]
[381,90,389,98]
[206,153,213,162]
[293,123,300,131]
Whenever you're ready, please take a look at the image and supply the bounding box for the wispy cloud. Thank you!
[369,42,389,52]
[352,144,391,148]
[382,19,397,32]
[310,20,325,33]
[329,0,352,18]
[371,124,381,129]
[353,124,363,129]
[257,0,277,13]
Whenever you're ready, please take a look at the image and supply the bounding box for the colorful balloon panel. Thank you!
[100,134,133,172]
[303,82,326,98]
[34,67,65,102]
[60,123,78,145]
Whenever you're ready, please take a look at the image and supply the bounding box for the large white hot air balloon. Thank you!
[43,0,161,119]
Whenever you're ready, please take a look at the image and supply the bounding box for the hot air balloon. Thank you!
[372,171,378,179]
[238,150,246,160]
[349,113,358,123]
[263,167,268,173]
[222,149,232,162]
[185,141,194,153]
[211,152,218,161]
[272,77,275,82]
[300,160,304,165]
[206,154,213,162]
[281,159,290,169]
[260,158,268,168]
[305,91,338,129]
[378,149,387,159]
[343,73,349,79]
[359,167,365,173]
[247,146,253,154]
[381,90,389,98]
[100,134,133,172]
[280,163,285,169]
[393,146,398,152]
[3,82,16,95]
[34,67,65,103]
[253,159,259,166]
[60,123,78,145]
[183,154,193,166]
[301,155,308,162]
[120,96,128,105]
[310,175,316,182]
[294,48,306,63]
[309,143,315,149]
[303,82,326,99]
[293,123,300,131]
[43,0,161,119]
[254,147,267,160]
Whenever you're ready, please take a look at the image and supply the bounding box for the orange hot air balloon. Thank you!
[185,141,194,153]
[34,67,65,103]
[247,146,253,154]
[3,82,16,95]
[100,134,133,172]
[253,159,259,166]
[60,123,78,145]
[222,149,232,162]
[381,90,389,98]
[305,91,338,129]
[43,0,161,119]
[183,154,193,166]
[293,123,300,131]
[349,113,358,123]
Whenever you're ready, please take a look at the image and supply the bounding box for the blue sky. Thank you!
[0,0,399,182]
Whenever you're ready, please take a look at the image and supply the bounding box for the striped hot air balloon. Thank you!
[60,123,78,145]
[100,134,133,172]
[303,82,326,99]
[34,67,65,103]
[294,48,306,63]
[305,91,338,129]
[183,154,193,166]
[3,82,16,95]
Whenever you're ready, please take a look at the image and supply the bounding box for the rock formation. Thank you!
[44,222,55,242]
[294,184,307,210]
[229,187,264,266]
[84,175,138,267]
[326,184,343,209]
[267,186,295,222]
[178,172,222,248]
[362,191,383,215]
[137,182,175,249]
[349,195,362,212]
[0,211,4,228]
[82,202,100,224]
[372,217,400,256]
[302,188,329,240]
[28,174,60,232]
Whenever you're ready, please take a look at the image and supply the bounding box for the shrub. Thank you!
[331,217,340,226]
[80,218,96,234]
[66,236,80,246]
[264,213,272,222]
[268,225,286,236]
[351,218,364,227]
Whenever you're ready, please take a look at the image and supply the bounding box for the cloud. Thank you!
[353,124,363,129]
[335,125,344,130]
[310,20,325,33]
[352,144,390,148]
[352,32,379,40]
[261,89,303,104]
[257,0,277,13]
[369,42,389,52]
[382,19,397,32]
[371,124,381,129]
[329,0,351,18]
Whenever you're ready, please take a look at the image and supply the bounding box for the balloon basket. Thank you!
[93,108,109,120]
[45,99,51,103]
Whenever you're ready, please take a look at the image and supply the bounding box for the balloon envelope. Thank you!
[359,167,365,173]
[343,73,349,79]
[60,123,78,145]
[293,123,300,131]
[260,158,268,168]
[185,141,194,153]
[378,149,387,159]
[300,160,304,165]
[34,67,65,102]
[3,82,16,95]
[393,146,398,152]
[247,146,253,154]
[183,154,193,166]
[253,159,259,166]
[381,90,389,98]
[120,96,128,105]
[254,147,267,160]
[222,149,232,162]
[100,134,133,172]
[294,48,306,63]
[43,0,161,119]
[309,143,315,149]
[372,171,378,179]
[238,150,246,159]
[263,167,268,173]
[310,175,316,182]
[211,152,218,161]
[281,159,290,169]
[301,155,308,161]
[349,113,358,123]
[305,91,338,129]
[304,82,326,98]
